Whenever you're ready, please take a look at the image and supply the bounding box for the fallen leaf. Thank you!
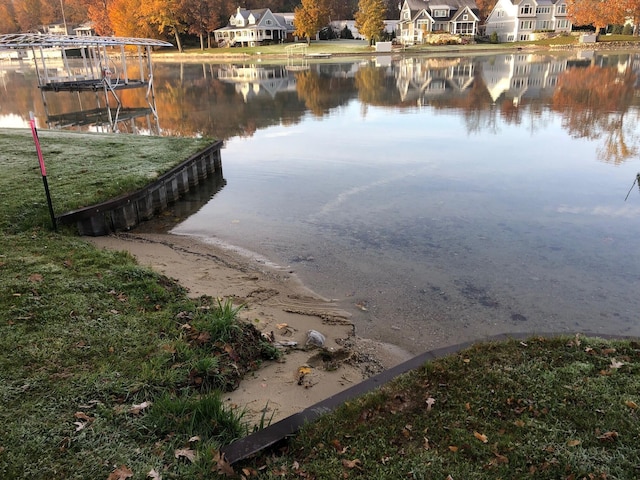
[107,465,133,480]
[610,358,624,369]
[147,469,161,480]
[188,435,201,443]
[514,420,526,428]
[425,397,436,411]
[213,450,235,476]
[493,452,509,464]
[276,323,288,329]
[474,431,488,443]
[28,273,43,283]
[567,439,581,447]
[174,448,196,462]
[625,400,638,410]
[597,431,619,442]
[448,446,459,452]
[129,401,152,415]
[341,458,362,470]
[423,436,430,449]
[74,411,94,422]
[73,421,87,432]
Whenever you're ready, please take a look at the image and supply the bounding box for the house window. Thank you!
[496,10,504,17]
[557,4,567,14]
[519,34,529,41]
[520,4,532,15]
[462,14,468,20]
[457,22,474,34]
[537,20,550,30]
[536,6,550,14]
[557,19,569,28]
[433,9,447,17]
[520,20,533,29]
[403,10,410,20]
[265,19,272,25]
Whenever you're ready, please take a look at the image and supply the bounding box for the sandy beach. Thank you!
[88,232,412,426]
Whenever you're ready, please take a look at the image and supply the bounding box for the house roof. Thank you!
[403,0,479,17]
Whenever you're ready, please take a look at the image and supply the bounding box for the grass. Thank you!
[246,335,640,479]
[0,128,212,232]
[0,129,280,478]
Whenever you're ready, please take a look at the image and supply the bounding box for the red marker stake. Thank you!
[29,112,57,232]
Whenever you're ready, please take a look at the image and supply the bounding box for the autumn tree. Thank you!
[354,0,386,44]
[294,0,330,44]
[0,0,19,33]
[183,0,227,49]
[86,0,113,35]
[566,0,627,34]
[109,0,154,37]
[139,0,187,50]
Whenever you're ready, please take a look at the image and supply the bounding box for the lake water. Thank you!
[2,50,640,353]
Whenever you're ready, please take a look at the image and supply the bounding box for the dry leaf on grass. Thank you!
[473,431,488,443]
[107,465,133,480]
[610,358,625,369]
[174,448,196,462]
[147,469,161,480]
[129,401,152,415]
[342,458,362,470]
[425,397,436,411]
[213,450,235,476]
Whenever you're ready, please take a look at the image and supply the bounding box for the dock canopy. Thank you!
[0,33,173,133]
[0,33,172,49]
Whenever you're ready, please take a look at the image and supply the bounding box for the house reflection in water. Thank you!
[394,57,476,105]
[480,53,569,106]
[216,64,297,102]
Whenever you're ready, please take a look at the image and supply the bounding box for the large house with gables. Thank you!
[214,7,294,47]
[484,0,571,42]
[397,0,480,45]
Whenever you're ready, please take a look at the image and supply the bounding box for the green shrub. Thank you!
[489,31,499,44]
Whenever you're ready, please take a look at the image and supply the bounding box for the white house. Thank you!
[484,0,571,42]
[214,8,293,47]
[397,0,480,45]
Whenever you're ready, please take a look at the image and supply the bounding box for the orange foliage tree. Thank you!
[108,0,154,37]
[0,0,19,33]
[552,65,638,164]
[566,0,627,33]
[139,0,188,51]
[294,0,331,44]
[86,0,113,35]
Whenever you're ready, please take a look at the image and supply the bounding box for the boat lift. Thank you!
[0,33,172,132]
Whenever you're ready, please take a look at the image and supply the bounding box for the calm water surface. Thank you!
[3,51,640,353]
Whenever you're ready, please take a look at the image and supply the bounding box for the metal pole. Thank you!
[29,112,57,232]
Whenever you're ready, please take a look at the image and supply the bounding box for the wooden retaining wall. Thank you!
[57,140,224,236]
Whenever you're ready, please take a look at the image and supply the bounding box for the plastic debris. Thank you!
[306,329,326,347]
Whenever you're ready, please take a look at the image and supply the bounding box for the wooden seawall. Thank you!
[57,140,224,236]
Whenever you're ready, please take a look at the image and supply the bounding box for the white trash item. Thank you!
[306,329,326,347]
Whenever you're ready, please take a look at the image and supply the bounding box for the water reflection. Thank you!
[2,51,639,162]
